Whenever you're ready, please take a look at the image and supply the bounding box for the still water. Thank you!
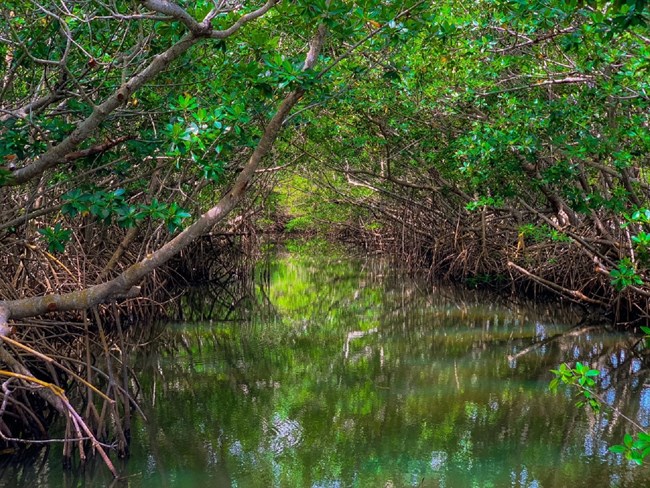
[4,250,650,487]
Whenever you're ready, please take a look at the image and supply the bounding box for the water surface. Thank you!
[3,250,650,487]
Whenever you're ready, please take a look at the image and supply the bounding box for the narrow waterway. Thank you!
[3,248,650,487]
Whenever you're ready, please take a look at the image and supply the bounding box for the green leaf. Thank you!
[638,432,650,442]
[609,445,626,454]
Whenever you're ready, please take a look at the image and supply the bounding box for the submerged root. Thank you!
[0,228,257,475]
[348,200,650,327]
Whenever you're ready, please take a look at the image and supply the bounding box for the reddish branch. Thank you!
[0,8,328,329]
[64,135,134,162]
[508,261,607,306]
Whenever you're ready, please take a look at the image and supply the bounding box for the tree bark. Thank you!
[2,1,279,187]
[0,16,328,329]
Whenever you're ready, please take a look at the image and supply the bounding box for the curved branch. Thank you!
[0,16,328,326]
[142,0,202,33]
[209,0,279,39]
[143,0,281,38]
[4,34,200,187]
[3,1,281,187]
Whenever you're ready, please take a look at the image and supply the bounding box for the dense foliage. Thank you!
[2,0,649,321]
[282,0,650,322]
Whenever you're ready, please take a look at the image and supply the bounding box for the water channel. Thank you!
[3,247,650,487]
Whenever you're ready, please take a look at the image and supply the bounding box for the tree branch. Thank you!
[0,13,328,326]
[64,135,135,162]
[3,34,200,187]
[2,1,281,187]
[209,0,280,38]
[142,0,203,33]
[508,261,607,306]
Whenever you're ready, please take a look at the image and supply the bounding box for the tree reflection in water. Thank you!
[127,251,650,487]
[5,250,648,487]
